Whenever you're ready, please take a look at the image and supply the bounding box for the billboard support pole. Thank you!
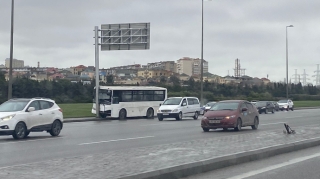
[94,26,100,118]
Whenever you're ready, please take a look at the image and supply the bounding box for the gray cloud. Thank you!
[1,0,320,83]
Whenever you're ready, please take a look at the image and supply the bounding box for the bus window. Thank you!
[122,91,132,102]
[133,91,144,101]
[112,90,120,104]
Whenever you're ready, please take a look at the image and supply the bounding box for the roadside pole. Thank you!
[94,26,100,118]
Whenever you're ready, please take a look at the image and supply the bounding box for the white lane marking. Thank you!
[285,116,303,119]
[78,136,155,145]
[0,137,64,145]
[140,123,173,126]
[260,122,286,126]
[227,151,320,179]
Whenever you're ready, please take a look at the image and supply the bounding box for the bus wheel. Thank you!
[146,108,154,119]
[119,109,127,120]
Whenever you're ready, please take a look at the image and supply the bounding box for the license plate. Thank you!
[163,113,169,115]
[209,120,220,124]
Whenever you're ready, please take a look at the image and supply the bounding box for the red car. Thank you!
[201,100,259,132]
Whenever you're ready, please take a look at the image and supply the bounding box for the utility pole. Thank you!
[8,0,14,100]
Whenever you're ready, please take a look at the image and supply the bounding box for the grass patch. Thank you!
[58,103,94,118]
[293,101,320,107]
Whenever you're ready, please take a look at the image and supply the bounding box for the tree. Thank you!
[169,75,180,84]
[107,75,114,85]
[160,76,167,83]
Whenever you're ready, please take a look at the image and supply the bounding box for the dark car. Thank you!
[255,101,275,114]
[201,100,259,132]
[202,102,217,114]
[272,101,279,111]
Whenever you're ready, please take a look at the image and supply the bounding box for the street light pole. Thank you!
[8,0,14,100]
[200,0,204,106]
[286,25,293,99]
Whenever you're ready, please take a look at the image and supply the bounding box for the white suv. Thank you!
[277,99,294,111]
[157,97,201,121]
[0,98,64,139]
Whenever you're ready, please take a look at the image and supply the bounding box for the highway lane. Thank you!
[184,144,320,179]
[0,108,319,168]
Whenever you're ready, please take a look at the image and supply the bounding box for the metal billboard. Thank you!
[100,22,150,51]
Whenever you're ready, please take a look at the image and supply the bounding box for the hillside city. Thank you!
[1,57,274,85]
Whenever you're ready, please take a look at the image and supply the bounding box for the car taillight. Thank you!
[59,109,63,113]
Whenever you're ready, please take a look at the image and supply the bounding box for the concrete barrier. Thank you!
[120,137,320,179]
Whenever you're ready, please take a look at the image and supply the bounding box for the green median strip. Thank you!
[58,103,94,118]
[294,101,320,108]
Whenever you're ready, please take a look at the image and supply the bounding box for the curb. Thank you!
[119,137,320,179]
[63,117,99,123]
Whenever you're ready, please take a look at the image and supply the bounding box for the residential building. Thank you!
[177,57,193,76]
[177,73,190,81]
[70,65,86,75]
[137,69,173,79]
[146,61,176,72]
[64,74,80,82]
[192,58,208,75]
[110,64,141,70]
[100,68,116,76]
[48,73,65,81]
[114,78,143,85]
[261,78,271,85]
[58,69,73,76]
[80,68,95,79]
[176,57,208,76]
[5,58,24,68]
[114,69,137,79]
[29,72,48,81]
[223,76,240,84]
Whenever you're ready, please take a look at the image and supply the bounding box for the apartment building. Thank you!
[137,69,172,79]
[110,64,141,70]
[70,65,87,75]
[192,58,208,75]
[146,61,176,72]
[5,58,24,68]
[176,57,208,76]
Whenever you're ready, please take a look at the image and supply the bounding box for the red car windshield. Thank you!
[210,102,239,111]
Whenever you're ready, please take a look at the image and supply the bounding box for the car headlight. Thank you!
[202,116,208,120]
[1,115,15,121]
[172,109,179,112]
[157,109,161,113]
[261,107,265,109]
[225,115,236,119]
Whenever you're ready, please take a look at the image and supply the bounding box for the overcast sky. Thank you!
[1,0,320,83]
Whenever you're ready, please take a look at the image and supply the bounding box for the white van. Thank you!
[157,97,201,121]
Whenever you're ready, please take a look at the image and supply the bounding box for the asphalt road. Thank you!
[0,108,319,169]
[184,144,320,179]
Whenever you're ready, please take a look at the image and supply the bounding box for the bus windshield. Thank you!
[93,89,111,104]
[99,90,111,100]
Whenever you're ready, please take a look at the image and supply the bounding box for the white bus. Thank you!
[92,86,167,119]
